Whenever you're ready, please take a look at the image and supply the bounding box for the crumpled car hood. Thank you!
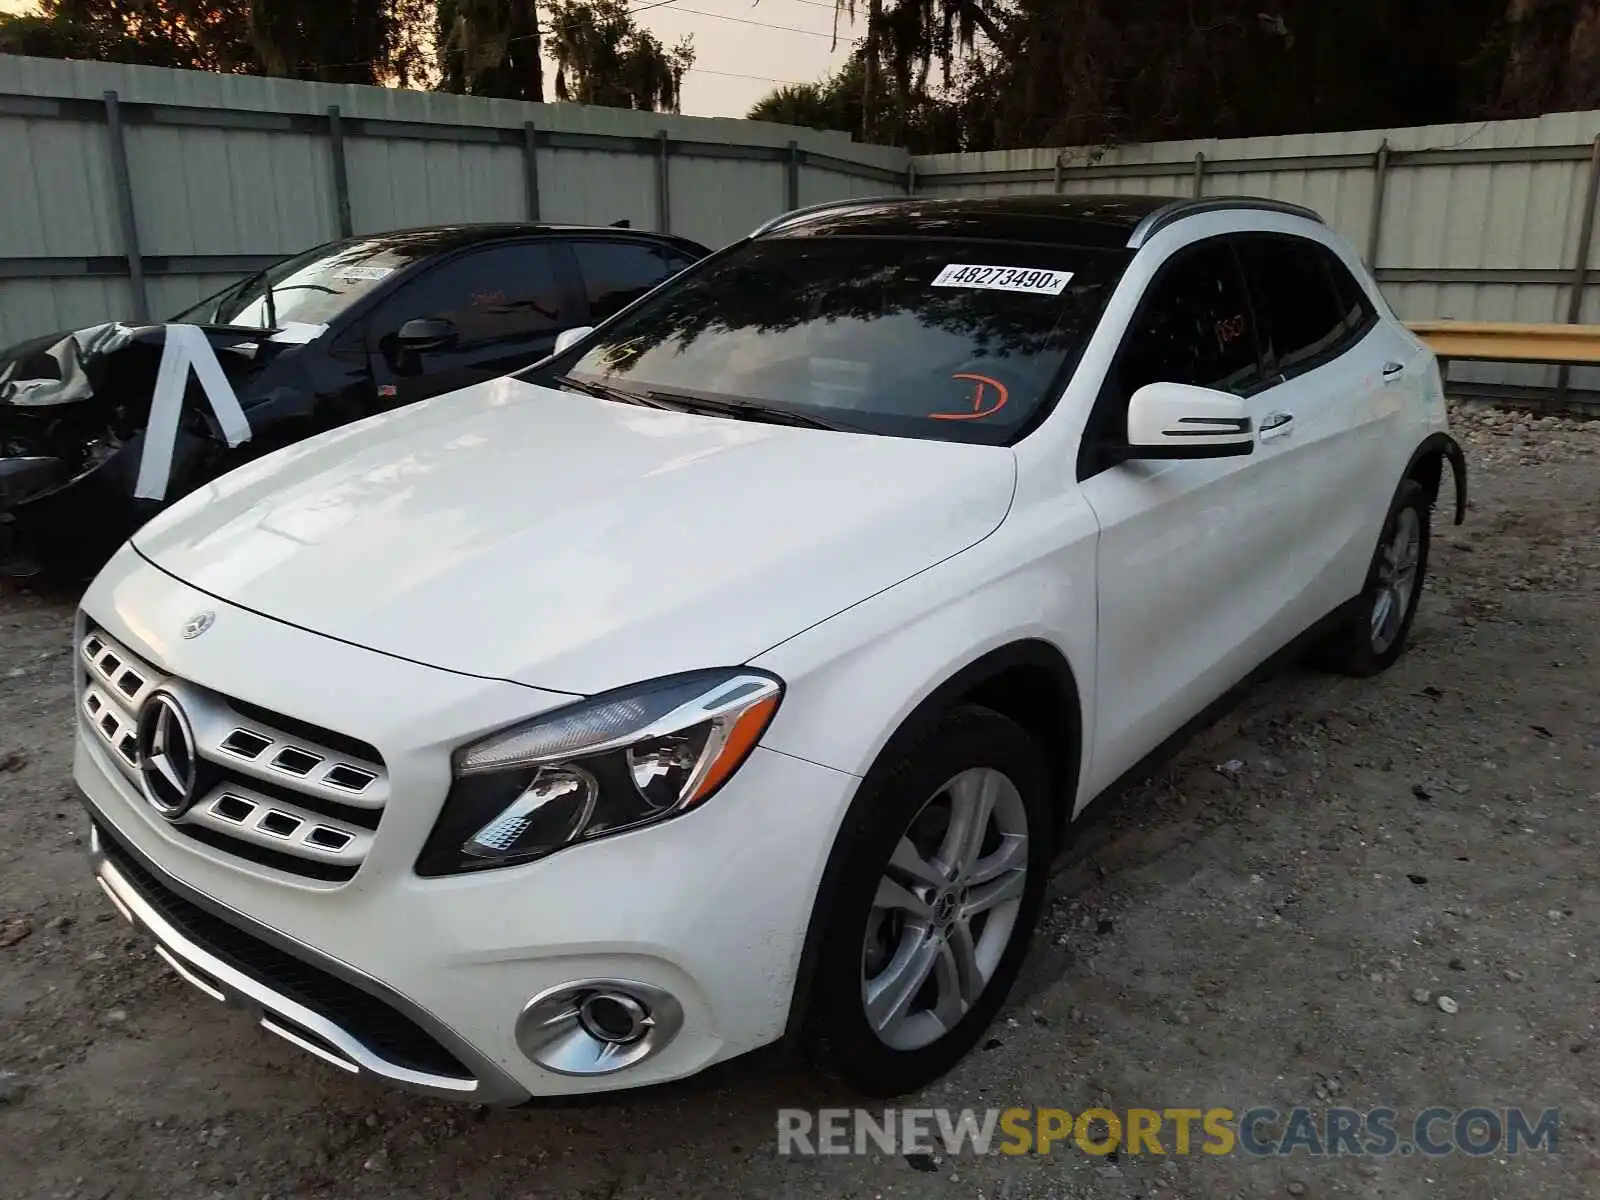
[132,375,1018,694]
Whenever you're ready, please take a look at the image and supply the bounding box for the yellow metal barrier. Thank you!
[1407,320,1600,365]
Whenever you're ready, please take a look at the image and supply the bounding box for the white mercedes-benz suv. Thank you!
[75,195,1466,1101]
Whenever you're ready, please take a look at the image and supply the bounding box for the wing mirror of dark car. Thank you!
[395,318,458,352]
[553,325,595,357]
[1121,382,1255,460]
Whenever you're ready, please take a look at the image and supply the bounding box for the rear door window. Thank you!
[572,240,691,323]
[1235,236,1350,380]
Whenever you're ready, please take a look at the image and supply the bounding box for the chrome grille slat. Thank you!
[180,782,372,865]
[82,683,142,768]
[187,704,387,810]
[77,625,388,880]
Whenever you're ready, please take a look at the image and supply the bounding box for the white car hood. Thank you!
[132,377,1016,694]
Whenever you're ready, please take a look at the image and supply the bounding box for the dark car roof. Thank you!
[758,194,1322,249]
[341,222,709,258]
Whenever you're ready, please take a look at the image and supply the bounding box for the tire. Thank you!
[801,704,1053,1096]
[1307,478,1431,677]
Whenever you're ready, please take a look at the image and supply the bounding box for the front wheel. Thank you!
[801,705,1052,1096]
[1308,478,1431,677]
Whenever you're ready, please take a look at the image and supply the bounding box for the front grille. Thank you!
[97,821,470,1080]
[79,622,389,883]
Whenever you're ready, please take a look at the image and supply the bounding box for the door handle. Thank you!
[1382,361,1405,378]
[1259,410,1295,441]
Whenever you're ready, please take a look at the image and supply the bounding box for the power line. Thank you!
[693,65,811,84]
[761,0,856,12]
[649,4,839,40]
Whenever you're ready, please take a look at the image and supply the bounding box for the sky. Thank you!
[0,0,864,118]
[613,0,860,116]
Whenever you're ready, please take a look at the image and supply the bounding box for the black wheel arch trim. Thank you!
[781,638,1084,1045]
[1406,431,1467,525]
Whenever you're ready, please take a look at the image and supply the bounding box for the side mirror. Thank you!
[553,325,595,357]
[1124,382,1254,459]
[396,317,457,352]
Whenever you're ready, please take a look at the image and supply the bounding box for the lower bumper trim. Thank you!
[87,818,529,1103]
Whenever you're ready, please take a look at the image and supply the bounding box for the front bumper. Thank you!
[77,546,860,1099]
[88,812,525,1101]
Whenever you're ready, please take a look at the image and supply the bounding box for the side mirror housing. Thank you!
[553,325,595,357]
[1124,382,1254,459]
[395,317,457,352]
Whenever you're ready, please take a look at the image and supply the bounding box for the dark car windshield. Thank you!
[176,238,432,330]
[551,235,1129,444]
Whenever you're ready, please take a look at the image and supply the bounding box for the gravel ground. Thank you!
[1,401,1596,1200]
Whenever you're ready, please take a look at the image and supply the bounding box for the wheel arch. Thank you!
[1404,431,1467,526]
[781,638,1083,1044]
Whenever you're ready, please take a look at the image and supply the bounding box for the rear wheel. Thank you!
[1308,478,1431,677]
[802,705,1052,1096]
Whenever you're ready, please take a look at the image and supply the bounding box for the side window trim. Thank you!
[547,238,588,327]
[1226,237,1279,397]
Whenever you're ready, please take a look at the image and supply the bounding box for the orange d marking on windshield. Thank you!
[931,373,1010,421]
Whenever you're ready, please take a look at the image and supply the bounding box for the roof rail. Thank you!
[1126,197,1325,248]
[749,195,903,238]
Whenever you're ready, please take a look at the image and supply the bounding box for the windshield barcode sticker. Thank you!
[932,264,1073,295]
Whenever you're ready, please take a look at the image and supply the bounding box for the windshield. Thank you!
[551,235,1129,444]
[176,238,427,330]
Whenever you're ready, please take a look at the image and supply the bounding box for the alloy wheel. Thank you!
[1370,506,1422,655]
[860,767,1029,1051]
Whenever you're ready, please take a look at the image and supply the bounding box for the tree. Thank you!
[748,52,965,153]
[0,0,254,72]
[0,0,418,84]
[1495,0,1600,115]
[389,0,440,88]
[247,0,397,84]
[962,0,1509,147]
[546,0,694,111]
[436,0,543,100]
[828,0,1003,140]
[748,81,839,130]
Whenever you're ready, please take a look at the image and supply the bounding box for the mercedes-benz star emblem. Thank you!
[181,611,216,640]
[136,693,203,818]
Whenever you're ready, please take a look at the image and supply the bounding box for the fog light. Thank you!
[517,979,683,1076]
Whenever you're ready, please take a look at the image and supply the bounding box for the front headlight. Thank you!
[416,668,783,876]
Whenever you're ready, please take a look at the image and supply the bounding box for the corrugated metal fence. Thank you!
[912,113,1600,399]
[5,51,1600,400]
[0,53,906,347]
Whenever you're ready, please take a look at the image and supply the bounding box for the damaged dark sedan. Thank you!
[0,222,707,576]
